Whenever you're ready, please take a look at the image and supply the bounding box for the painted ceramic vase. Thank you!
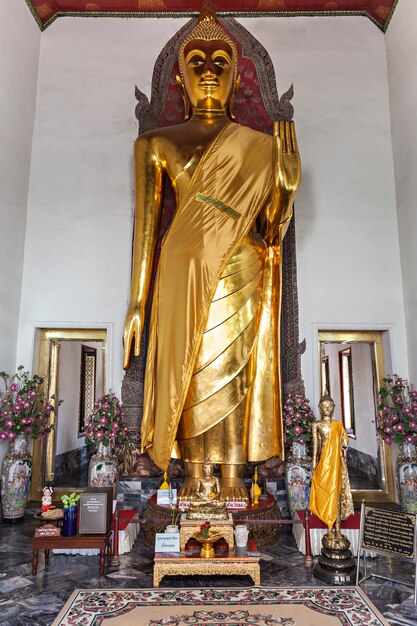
[397,442,417,513]
[0,433,32,522]
[88,442,118,497]
[285,441,312,517]
[62,505,78,536]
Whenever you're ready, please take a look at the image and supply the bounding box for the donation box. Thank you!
[78,487,113,534]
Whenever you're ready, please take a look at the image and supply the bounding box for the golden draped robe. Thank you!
[309,420,354,527]
[141,122,284,470]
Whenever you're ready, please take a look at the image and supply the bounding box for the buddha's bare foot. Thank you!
[220,477,249,503]
[178,477,199,500]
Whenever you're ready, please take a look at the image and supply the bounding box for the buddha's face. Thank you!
[182,39,235,112]
[203,463,212,478]
[319,399,335,419]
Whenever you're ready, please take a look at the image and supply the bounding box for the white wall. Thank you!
[16,17,188,396]
[16,15,407,429]
[386,0,417,384]
[0,3,40,374]
[0,2,40,466]
[242,17,407,406]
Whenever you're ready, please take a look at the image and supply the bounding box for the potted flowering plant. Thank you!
[0,366,60,443]
[376,375,417,446]
[84,390,128,447]
[377,375,417,513]
[0,366,62,522]
[283,393,316,515]
[283,393,316,454]
[84,390,128,495]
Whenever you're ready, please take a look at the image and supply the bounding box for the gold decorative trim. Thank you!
[196,193,240,220]
[29,327,107,502]
[383,0,399,33]
[26,5,393,33]
[23,0,46,31]
[318,329,395,505]
[153,555,260,587]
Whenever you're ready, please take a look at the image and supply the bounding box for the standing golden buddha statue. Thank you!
[310,392,354,549]
[123,3,301,502]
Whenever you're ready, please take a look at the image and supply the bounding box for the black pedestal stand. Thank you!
[313,533,357,585]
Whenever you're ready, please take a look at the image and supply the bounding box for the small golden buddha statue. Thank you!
[187,459,228,520]
[309,392,354,550]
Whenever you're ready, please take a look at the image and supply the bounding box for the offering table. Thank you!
[32,531,112,576]
[153,551,260,587]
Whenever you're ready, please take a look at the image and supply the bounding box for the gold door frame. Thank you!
[29,328,107,502]
[318,329,395,505]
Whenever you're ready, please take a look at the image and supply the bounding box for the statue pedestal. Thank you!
[313,534,357,585]
[142,492,281,549]
[179,513,234,551]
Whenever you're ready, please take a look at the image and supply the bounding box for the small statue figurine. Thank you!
[309,392,354,550]
[187,459,228,520]
[41,485,53,513]
[251,466,261,506]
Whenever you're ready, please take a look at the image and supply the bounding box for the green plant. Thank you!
[170,504,184,527]
[61,492,80,509]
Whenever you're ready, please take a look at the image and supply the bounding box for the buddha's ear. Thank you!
[176,75,191,121]
[228,75,241,121]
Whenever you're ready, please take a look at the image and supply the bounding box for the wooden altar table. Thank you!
[32,531,112,576]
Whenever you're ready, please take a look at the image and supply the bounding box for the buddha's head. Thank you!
[318,391,335,421]
[203,458,214,477]
[177,10,240,119]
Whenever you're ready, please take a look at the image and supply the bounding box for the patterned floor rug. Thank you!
[52,586,389,625]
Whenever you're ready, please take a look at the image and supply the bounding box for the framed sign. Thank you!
[357,502,417,603]
[155,532,180,553]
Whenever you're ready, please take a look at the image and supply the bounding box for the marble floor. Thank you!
[0,509,416,626]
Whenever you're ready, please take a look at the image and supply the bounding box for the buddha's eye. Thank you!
[212,52,231,69]
[213,58,229,68]
[186,51,206,67]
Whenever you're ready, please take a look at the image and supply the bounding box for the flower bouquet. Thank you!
[61,492,80,537]
[193,521,222,557]
[199,520,211,537]
[61,492,81,509]
[376,375,417,446]
[0,366,61,442]
[283,393,316,454]
[84,390,128,447]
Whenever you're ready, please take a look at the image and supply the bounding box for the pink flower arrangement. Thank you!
[376,375,417,446]
[0,366,60,442]
[283,393,316,452]
[200,521,211,537]
[84,390,128,447]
